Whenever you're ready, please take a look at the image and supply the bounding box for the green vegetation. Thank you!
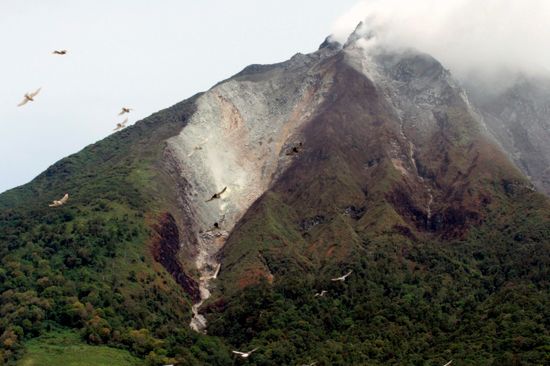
[0,98,234,365]
[209,226,550,365]
[18,330,143,366]
[0,60,549,366]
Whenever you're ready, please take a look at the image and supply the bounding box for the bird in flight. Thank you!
[17,88,41,107]
[49,193,69,207]
[205,187,227,202]
[331,270,353,282]
[212,263,221,279]
[442,361,452,366]
[113,118,128,131]
[232,347,258,358]
[286,142,303,156]
[188,138,209,157]
[314,290,327,297]
[52,49,67,55]
[118,107,132,115]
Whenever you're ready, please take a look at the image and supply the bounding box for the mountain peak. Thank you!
[344,20,376,48]
[318,35,342,51]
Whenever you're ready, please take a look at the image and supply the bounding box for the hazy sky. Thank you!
[331,0,550,79]
[0,0,356,193]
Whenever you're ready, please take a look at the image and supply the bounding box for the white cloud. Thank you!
[331,0,550,79]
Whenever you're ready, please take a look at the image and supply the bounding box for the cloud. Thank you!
[331,0,550,79]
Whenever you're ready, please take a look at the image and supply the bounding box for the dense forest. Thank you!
[0,88,549,365]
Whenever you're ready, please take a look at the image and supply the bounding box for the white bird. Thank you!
[212,263,221,279]
[118,107,132,115]
[442,361,452,366]
[113,118,128,131]
[314,290,327,297]
[301,362,317,366]
[52,49,67,55]
[49,193,69,207]
[331,270,352,282]
[17,88,41,107]
[232,347,258,358]
[187,138,209,157]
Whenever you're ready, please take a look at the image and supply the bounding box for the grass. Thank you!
[18,330,144,366]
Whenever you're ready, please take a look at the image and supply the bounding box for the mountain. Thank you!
[0,26,549,365]
[465,75,550,196]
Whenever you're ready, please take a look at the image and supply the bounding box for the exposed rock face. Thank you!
[467,76,550,195]
[157,26,544,329]
[150,213,200,302]
[215,29,532,294]
[163,47,339,330]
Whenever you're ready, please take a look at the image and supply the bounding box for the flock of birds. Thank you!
[20,50,134,208]
[34,50,452,366]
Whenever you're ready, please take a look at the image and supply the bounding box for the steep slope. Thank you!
[206,37,550,364]
[161,46,339,330]
[466,75,550,196]
[216,38,542,292]
[0,27,549,366]
[0,97,232,365]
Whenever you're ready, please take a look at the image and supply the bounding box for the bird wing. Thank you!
[121,117,128,126]
[29,88,41,97]
[442,361,452,366]
[213,264,221,278]
[343,270,353,278]
[17,98,29,106]
[218,186,227,195]
[249,347,259,353]
[60,194,69,204]
[118,109,126,115]
[232,351,245,355]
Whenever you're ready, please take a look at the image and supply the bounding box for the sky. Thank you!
[0,0,357,193]
[2,1,549,193]
[331,0,550,80]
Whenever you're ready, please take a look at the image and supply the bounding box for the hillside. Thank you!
[0,28,549,366]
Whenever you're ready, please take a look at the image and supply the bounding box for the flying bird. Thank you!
[205,187,227,202]
[331,270,353,282]
[232,347,258,358]
[314,290,328,297]
[17,88,41,107]
[286,142,303,156]
[113,118,128,131]
[212,263,221,279]
[49,193,69,207]
[442,361,452,366]
[52,49,67,55]
[188,138,209,157]
[187,145,203,158]
[118,107,132,115]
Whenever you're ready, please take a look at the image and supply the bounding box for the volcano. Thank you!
[1,26,549,365]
